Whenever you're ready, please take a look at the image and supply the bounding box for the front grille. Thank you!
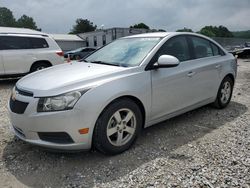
[9,98,29,114]
[38,132,74,144]
[16,87,33,97]
[13,126,26,138]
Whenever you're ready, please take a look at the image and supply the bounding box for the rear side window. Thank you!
[0,36,49,50]
[210,42,225,56]
[30,37,49,48]
[155,36,191,62]
[191,37,213,59]
[211,43,220,56]
[0,36,31,50]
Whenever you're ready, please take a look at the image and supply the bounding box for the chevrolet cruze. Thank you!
[8,32,237,154]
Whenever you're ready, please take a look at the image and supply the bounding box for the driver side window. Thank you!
[155,36,191,62]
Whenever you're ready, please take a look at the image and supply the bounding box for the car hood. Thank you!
[16,62,129,97]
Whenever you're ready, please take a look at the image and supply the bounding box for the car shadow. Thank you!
[0,78,18,88]
[2,101,247,187]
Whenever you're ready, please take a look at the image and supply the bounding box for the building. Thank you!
[78,27,150,48]
[50,34,86,52]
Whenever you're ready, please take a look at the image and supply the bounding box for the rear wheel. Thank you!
[93,98,142,155]
[30,62,51,72]
[213,76,234,109]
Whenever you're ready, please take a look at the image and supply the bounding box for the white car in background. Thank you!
[0,27,64,77]
[8,32,237,155]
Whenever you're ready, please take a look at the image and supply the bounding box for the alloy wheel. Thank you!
[106,108,136,146]
[220,81,231,104]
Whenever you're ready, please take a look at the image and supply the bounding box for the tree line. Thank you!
[0,7,41,31]
[1,7,250,38]
[176,26,234,38]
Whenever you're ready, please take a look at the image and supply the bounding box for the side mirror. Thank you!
[154,55,180,68]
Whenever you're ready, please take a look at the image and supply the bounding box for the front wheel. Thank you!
[213,76,234,109]
[93,98,142,155]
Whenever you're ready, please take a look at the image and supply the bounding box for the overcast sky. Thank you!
[1,0,250,34]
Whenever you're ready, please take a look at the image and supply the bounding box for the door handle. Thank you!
[215,64,221,69]
[187,71,196,77]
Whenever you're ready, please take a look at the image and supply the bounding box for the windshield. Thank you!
[85,37,161,67]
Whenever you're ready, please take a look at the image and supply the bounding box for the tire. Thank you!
[93,98,142,155]
[30,62,51,72]
[213,76,234,109]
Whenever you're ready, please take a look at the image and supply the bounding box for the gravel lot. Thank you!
[0,59,250,188]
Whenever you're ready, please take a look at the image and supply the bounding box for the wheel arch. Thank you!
[225,73,235,85]
[119,95,146,128]
[30,60,52,72]
[97,95,146,129]
[216,73,235,96]
[213,73,235,109]
[91,95,146,153]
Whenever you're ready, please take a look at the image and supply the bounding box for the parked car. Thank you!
[64,47,96,60]
[237,48,250,58]
[245,42,250,47]
[226,47,244,57]
[227,42,250,58]
[8,32,237,155]
[0,27,64,77]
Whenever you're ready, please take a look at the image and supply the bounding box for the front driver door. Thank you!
[150,36,198,121]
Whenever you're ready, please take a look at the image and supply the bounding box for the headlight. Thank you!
[37,90,88,112]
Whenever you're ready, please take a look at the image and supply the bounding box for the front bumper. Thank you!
[8,92,94,151]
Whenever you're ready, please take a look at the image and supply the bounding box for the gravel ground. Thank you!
[0,59,250,188]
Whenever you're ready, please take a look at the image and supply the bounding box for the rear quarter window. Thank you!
[30,37,49,48]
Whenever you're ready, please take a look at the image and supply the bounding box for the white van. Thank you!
[0,27,64,77]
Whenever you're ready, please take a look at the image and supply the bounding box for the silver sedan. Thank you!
[8,32,237,154]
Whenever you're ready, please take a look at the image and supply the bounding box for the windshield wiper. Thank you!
[90,61,120,67]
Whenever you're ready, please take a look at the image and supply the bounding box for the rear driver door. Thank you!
[187,36,222,102]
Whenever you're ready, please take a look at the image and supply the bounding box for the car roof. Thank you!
[124,32,171,38]
[124,32,213,40]
[123,32,227,54]
[0,26,48,37]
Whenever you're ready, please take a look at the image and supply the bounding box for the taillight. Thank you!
[56,51,64,57]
